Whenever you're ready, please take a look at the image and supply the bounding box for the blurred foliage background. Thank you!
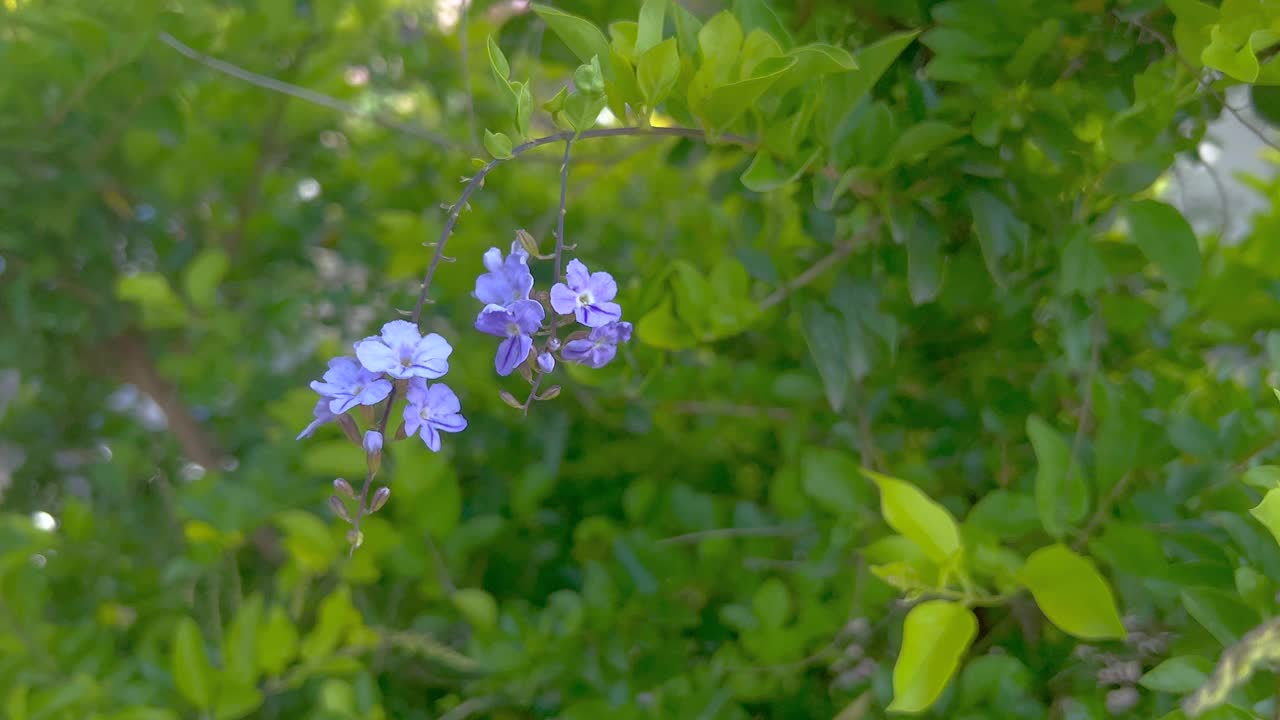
[9,0,1280,718]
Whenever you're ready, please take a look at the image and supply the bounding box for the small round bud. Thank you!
[538,385,561,401]
[346,529,364,548]
[333,478,355,499]
[537,352,556,373]
[329,495,352,523]
[548,337,561,351]
[370,487,391,513]
[363,430,384,475]
[499,390,525,410]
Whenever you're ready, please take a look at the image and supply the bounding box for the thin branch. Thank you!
[1119,12,1280,154]
[656,525,810,546]
[158,31,454,147]
[522,138,573,412]
[409,126,753,326]
[349,388,398,556]
[758,219,883,310]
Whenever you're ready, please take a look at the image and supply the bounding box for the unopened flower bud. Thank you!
[337,413,362,445]
[333,478,355,499]
[537,352,555,373]
[548,337,561,351]
[499,390,525,409]
[370,487,391,512]
[329,495,352,522]
[346,529,364,548]
[515,228,541,257]
[363,430,383,475]
[538,385,561,401]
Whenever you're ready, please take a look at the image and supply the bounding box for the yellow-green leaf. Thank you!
[183,248,228,310]
[171,617,215,709]
[255,605,299,677]
[637,37,680,108]
[1019,544,1126,640]
[1249,488,1280,546]
[452,588,498,632]
[889,600,977,713]
[862,468,961,565]
[532,4,613,78]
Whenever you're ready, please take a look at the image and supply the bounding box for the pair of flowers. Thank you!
[299,319,467,452]
[472,239,632,376]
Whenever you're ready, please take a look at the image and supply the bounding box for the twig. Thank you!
[758,219,883,310]
[158,31,454,147]
[410,126,753,326]
[523,138,572,412]
[349,391,397,556]
[656,525,810,546]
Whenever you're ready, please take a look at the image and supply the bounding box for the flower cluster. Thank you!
[472,232,632,407]
[300,319,467,452]
[298,319,467,539]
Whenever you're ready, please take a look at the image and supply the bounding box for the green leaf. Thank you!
[1243,465,1280,490]
[967,190,1027,288]
[255,605,299,677]
[514,82,533,139]
[171,617,215,709]
[1094,382,1141,492]
[1059,231,1107,296]
[842,30,920,112]
[801,447,867,516]
[452,588,499,632]
[637,298,697,349]
[752,577,791,629]
[965,490,1040,538]
[704,56,796,130]
[115,272,189,329]
[889,600,977,713]
[889,121,964,165]
[300,586,361,661]
[800,302,849,412]
[697,11,743,79]
[1027,414,1089,539]
[183,248,228,310]
[1140,655,1213,693]
[213,682,263,720]
[483,129,513,159]
[1019,544,1126,640]
[275,510,340,574]
[635,0,667,56]
[862,468,961,565]
[1167,0,1219,67]
[486,36,510,81]
[223,593,264,686]
[739,29,783,80]
[637,38,680,109]
[1181,587,1261,646]
[532,4,613,78]
[740,148,820,192]
[733,0,793,49]
[1125,199,1201,289]
[1249,488,1280,546]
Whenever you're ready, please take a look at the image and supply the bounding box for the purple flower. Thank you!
[309,356,392,414]
[297,398,337,440]
[536,351,555,373]
[562,321,633,369]
[474,299,545,376]
[403,378,468,452]
[355,319,451,380]
[549,259,621,328]
[363,430,383,456]
[474,241,534,307]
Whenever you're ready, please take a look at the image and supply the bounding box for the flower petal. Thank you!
[403,400,423,436]
[549,283,577,315]
[355,378,393,406]
[474,304,515,337]
[379,319,422,348]
[433,412,468,433]
[482,247,503,272]
[579,301,622,328]
[561,338,593,363]
[565,259,590,289]
[425,382,463,415]
[405,377,430,406]
[355,338,398,374]
[509,299,546,334]
[494,334,531,376]
[587,271,617,302]
[420,423,442,452]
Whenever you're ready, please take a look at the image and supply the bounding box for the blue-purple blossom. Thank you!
[363,430,383,456]
[549,259,621,328]
[474,241,534,307]
[354,319,452,380]
[403,378,468,452]
[297,398,338,440]
[309,356,392,414]
[537,351,555,373]
[475,299,545,376]
[562,321,633,369]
